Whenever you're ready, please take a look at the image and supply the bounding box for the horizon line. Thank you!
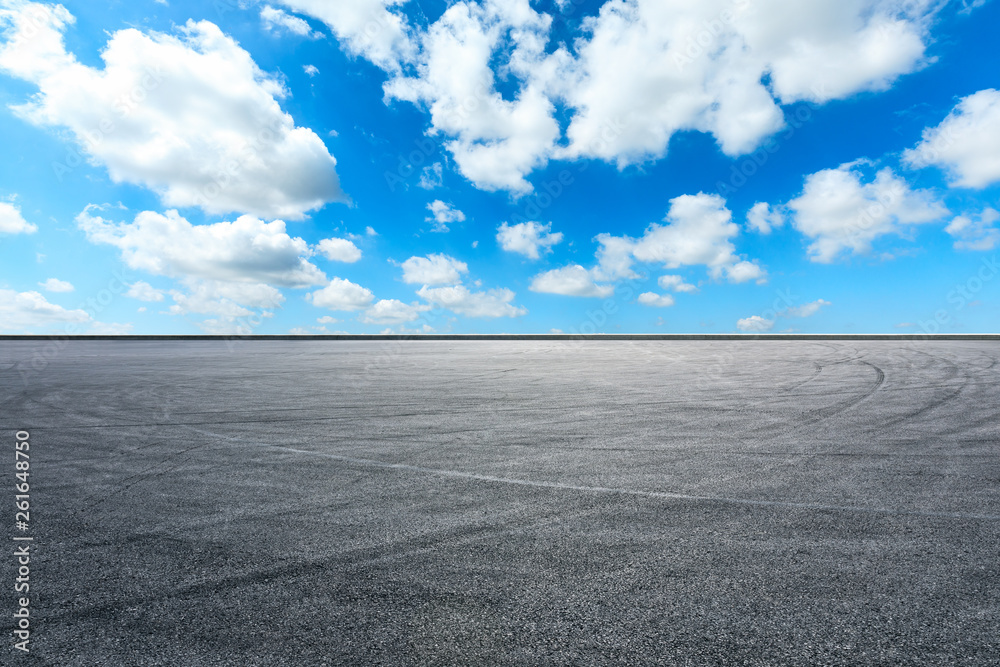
[0,334,997,341]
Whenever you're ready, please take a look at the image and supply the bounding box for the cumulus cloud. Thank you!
[657,274,697,293]
[561,0,934,163]
[903,88,1000,189]
[169,280,284,319]
[529,265,613,298]
[781,299,831,318]
[77,207,326,287]
[281,0,938,194]
[637,292,674,307]
[738,297,830,333]
[400,253,467,285]
[0,3,344,218]
[78,205,329,329]
[260,5,318,38]
[0,201,36,234]
[595,193,766,283]
[0,288,89,332]
[316,237,362,263]
[361,298,432,324]
[382,1,562,193]
[39,278,73,292]
[945,208,1000,251]
[736,315,774,332]
[303,64,319,76]
[272,0,414,71]
[425,200,465,232]
[496,221,563,259]
[126,281,164,302]
[746,202,784,234]
[419,163,443,189]
[785,162,948,262]
[417,284,526,318]
[306,277,374,311]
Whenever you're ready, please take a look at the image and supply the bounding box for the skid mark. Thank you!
[178,424,1000,522]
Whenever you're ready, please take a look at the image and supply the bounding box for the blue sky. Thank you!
[0,0,998,334]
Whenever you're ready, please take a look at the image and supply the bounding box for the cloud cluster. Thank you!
[361,298,431,324]
[0,288,89,332]
[260,5,319,38]
[416,284,526,318]
[530,193,763,299]
[596,193,766,283]
[945,208,1000,251]
[530,265,613,298]
[39,278,73,292]
[316,237,362,263]
[737,298,830,331]
[77,207,326,287]
[284,0,939,194]
[497,221,563,259]
[784,162,948,262]
[904,88,1000,189]
[400,252,527,318]
[77,206,337,330]
[401,253,468,285]
[0,201,36,234]
[306,277,374,311]
[425,200,466,232]
[0,2,345,218]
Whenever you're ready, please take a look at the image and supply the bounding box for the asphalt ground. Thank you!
[1,339,999,666]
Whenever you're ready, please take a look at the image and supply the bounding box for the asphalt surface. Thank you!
[2,339,999,666]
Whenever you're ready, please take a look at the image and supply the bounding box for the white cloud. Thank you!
[306,277,374,311]
[87,321,134,335]
[903,88,1000,189]
[725,260,767,284]
[79,205,329,329]
[365,225,377,236]
[417,284,526,318]
[280,0,938,194]
[785,162,948,262]
[39,277,73,292]
[945,208,1000,251]
[317,315,339,324]
[425,200,466,232]
[657,274,697,293]
[168,281,284,322]
[382,0,561,193]
[316,237,362,263]
[126,281,164,302]
[0,289,89,332]
[637,292,674,307]
[78,207,326,287]
[596,193,765,283]
[737,315,774,332]
[303,64,319,77]
[529,265,613,298]
[361,298,432,324]
[781,299,830,318]
[418,163,443,189]
[272,0,414,71]
[0,3,344,218]
[0,201,36,234]
[561,0,934,167]
[496,221,563,259]
[400,253,467,285]
[260,5,318,38]
[746,202,784,234]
